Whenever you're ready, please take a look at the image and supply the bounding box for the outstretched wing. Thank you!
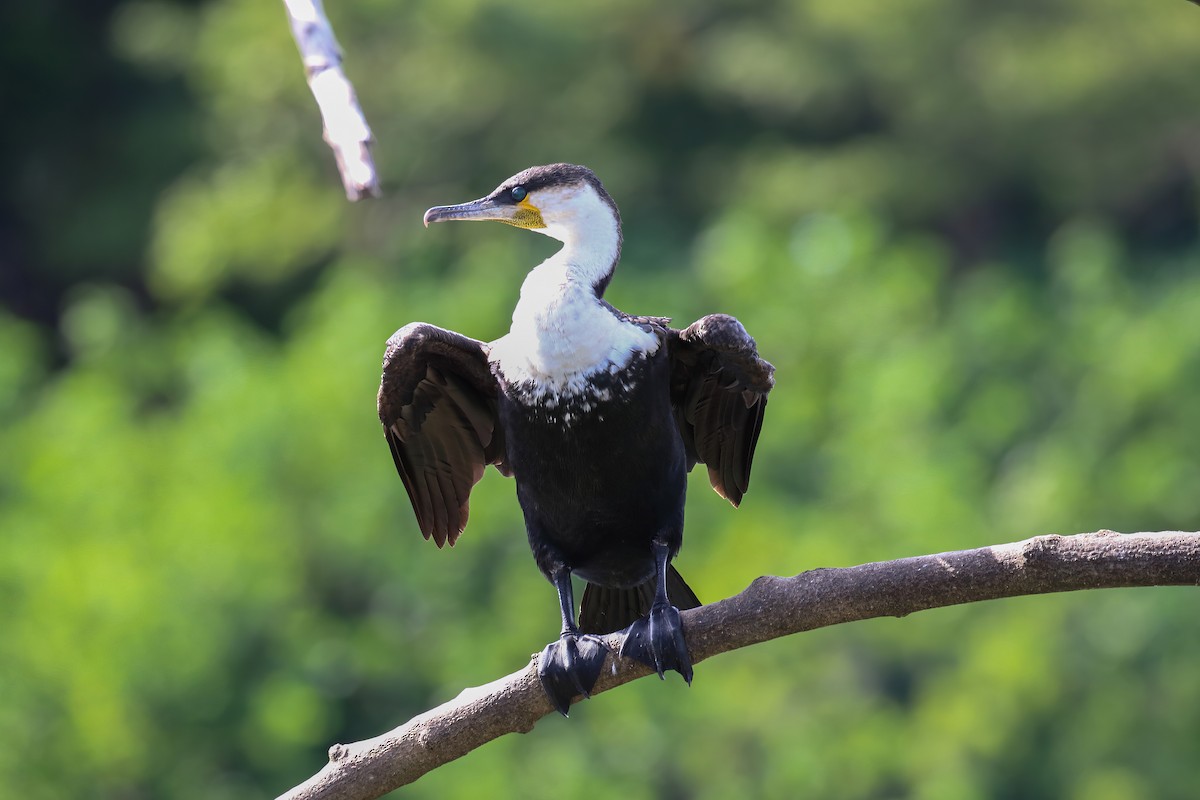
[668,314,774,507]
[378,323,508,547]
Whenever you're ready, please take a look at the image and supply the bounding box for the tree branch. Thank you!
[276,530,1200,800]
[283,0,380,200]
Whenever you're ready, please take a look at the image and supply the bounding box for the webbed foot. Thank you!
[619,603,693,684]
[538,632,608,716]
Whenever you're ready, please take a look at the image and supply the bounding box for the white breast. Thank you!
[489,263,659,399]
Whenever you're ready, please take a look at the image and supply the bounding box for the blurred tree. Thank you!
[1,1,1198,798]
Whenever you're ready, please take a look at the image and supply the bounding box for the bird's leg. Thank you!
[537,566,609,717]
[618,540,693,684]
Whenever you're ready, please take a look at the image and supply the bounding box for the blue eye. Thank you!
[510,186,527,202]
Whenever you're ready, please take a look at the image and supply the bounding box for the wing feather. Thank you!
[378,323,507,547]
[668,314,774,507]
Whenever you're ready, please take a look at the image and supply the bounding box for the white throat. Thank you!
[489,189,659,396]
[537,181,622,288]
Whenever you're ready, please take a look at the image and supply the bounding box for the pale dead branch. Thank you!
[283,0,379,200]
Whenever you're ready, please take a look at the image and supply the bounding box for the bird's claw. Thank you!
[619,603,693,684]
[538,632,608,716]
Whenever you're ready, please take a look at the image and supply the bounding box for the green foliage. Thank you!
[2,0,1198,798]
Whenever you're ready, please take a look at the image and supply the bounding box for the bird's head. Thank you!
[423,163,622,253]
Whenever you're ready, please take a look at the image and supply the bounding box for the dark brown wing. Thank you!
[378,323,508,547]
[668,314,774,507]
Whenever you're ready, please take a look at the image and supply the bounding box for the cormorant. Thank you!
[378,164,774,715]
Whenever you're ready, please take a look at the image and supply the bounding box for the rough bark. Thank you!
[276,530,1200,800]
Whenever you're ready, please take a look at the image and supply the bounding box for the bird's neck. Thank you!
[535,195,622,298]
[495,208,657,393]
[507,209,621,338]
[510,252,609,341]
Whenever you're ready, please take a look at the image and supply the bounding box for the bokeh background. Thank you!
[3,1,1200,797]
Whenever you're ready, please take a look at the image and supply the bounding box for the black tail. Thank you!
[578,565,701,635]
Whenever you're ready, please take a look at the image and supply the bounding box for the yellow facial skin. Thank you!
[507,197,546,229]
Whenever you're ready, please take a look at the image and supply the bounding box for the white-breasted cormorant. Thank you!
[378,164,774,715]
